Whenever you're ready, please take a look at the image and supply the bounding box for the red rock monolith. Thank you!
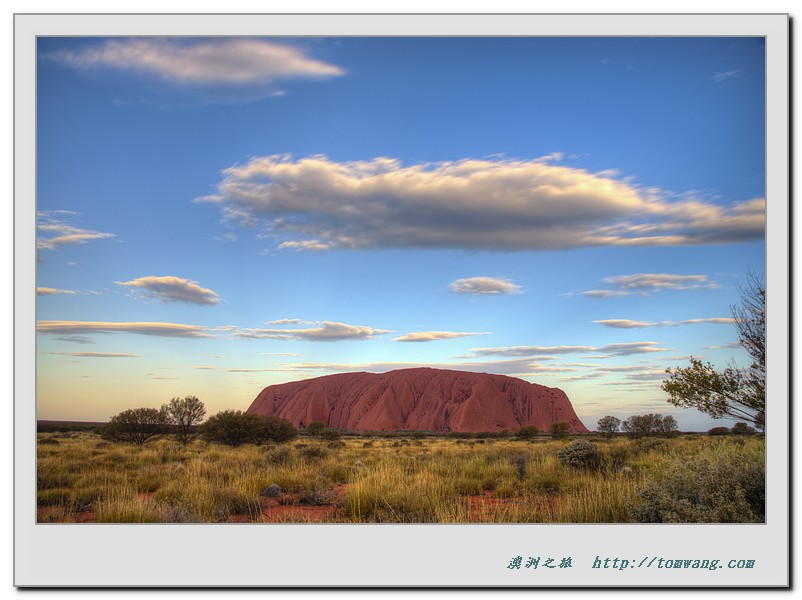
[247,367,588,433]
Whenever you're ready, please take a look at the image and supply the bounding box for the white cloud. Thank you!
[37,320,212,338]
[49,38,344,103]
[713,70,740,83]
[594,317,734,328]
[448,277,523,295]
[593,319,654,329]
[575,273,718,298]
[605,273,713,291]
[37,287,99,296]
[115,275,220,305]
[47,351,140,358]
[464,341,668,359]
[197,154,765,251]
[36,212,115,251]
[394,331,489,342]
[214,232,239,243]
[277,240,333,252]
[233,321,390,341]
[37,287,76,296]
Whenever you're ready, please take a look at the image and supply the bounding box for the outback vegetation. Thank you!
[37,420,763,524]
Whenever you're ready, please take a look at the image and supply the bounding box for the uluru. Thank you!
[247,367,588,433]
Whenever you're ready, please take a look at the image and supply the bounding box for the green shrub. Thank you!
[731,422,756,435]
[101,407,169,446]
[708,426,731,436]
[557,439,601,470]
[549,421,572,439]
[629,443,764,523]
[298,445,328,461]
[202,410,265,447]
[264,445,293,465]
[257,416,298,444]
[516,425,539,441]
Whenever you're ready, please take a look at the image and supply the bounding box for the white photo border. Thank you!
[14,13,789,588]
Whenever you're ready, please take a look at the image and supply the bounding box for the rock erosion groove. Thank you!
[247,367,587,433]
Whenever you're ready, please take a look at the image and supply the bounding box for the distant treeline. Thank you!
[37,420,107,433]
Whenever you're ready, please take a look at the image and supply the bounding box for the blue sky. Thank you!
[35,36,765,430]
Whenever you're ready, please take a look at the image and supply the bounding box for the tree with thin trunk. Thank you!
[596,415,621,438]
[662,271,765,430]
[102,407,169,446]
[162,395,207,445]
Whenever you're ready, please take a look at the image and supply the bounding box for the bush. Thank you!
[708,426,731,436]
[629,443,764,523]
[257,416,298,444]
[557,439,601,470]
[549,421,572,439]
[102,407,169,446]
[305,421,325,436]
[731,422,756,435]
[202,410,265,447]
[622,414,678,438]
[263,445,293,465]
[516,425,539,441]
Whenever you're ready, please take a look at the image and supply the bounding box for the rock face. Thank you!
[247,367,588,433]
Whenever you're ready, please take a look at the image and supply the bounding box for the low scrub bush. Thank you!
[629,443,764,523]
[557,440,601,470]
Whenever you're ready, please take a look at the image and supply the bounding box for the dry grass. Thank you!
[35,431,764,523]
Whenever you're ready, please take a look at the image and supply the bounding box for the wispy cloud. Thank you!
[115,275,221,305]
[448,277,523,295]
[37,320,213,338]
[48,38,345,104]
[712,70,740,83]
[394,331,490,342]
[37,286,100,296]
[197,154,765,251]
[277,240,333,252]
[463,341,668,359]
[594,317,734,328]
[36,211,115,252]
[573,273,718,298]
[233,321,390,341]
[47,351,141,358]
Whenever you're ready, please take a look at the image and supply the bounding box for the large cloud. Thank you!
[48,38,344,103]
[197,154,765,251]
[36,320,212,338]
[116,275,220,305]
[448,277,522,295]
[233,321,390,341]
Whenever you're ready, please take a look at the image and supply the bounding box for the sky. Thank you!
[35,36,766,431]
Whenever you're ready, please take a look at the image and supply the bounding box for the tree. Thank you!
[516,425,540,441]
[657,414,678,436]
[202,410,266,447]
[662,272,765,430]
[102,407,169,446]
[596,416,621,438]
[621,413,676,438]
[162,395,206,445]
[256,416,298,444]
[549,420,571,439]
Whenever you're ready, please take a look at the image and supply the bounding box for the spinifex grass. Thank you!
[36,431,764,523]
